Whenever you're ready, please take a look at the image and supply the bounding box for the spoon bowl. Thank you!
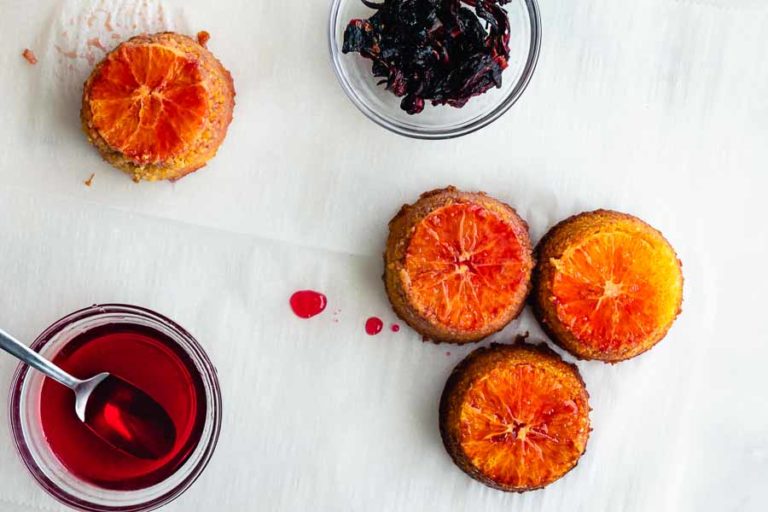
[81,373,176,459]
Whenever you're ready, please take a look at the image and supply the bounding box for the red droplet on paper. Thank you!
[290,290,327,319]
[391,323,400,332]
[365,317,383,336]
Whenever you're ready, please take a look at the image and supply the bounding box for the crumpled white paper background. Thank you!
[0,0,766,511]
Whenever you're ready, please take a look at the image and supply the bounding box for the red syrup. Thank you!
[365,317,383,336]
[290,290,327,319]
[391,324,400,333]
[39,323,206,490]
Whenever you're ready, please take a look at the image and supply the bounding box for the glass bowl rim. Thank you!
[7,303,223,512]
[328,0,543,140]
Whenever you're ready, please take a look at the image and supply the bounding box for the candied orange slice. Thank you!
[88,44,208,164]
[405,203,526,330]
[440,343,590,491]
[534,210,683,362]
[385,188,533,344]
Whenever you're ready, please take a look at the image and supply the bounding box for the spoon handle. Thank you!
[0,327,81,390]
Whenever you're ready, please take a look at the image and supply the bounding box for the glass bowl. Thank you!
[8,304,222,512]
[328,0,542,139]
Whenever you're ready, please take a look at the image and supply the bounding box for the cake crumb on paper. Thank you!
[22,49,37,64]
[197,31,210,47]
[84,173,95,187]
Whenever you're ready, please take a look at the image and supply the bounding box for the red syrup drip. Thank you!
[289,290,327,319]
[365,317,384,336]
[391,324,400,332]
[39,323,206,491]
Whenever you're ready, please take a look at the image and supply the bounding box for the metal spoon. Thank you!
[0,327,176,459]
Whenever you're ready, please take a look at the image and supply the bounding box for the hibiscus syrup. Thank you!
[365,317,383,335]
[39,323,207,490]
[289,290,327,318]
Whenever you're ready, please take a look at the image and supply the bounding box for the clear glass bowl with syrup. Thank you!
[8,304,222,512]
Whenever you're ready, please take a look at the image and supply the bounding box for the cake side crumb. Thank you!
[22,49,37,64]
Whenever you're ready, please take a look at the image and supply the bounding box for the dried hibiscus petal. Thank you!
[343,0,511,114]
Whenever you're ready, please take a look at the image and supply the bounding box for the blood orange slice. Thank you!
[384,187,534,344]
[88,43,207,163]
[440,342,591,491]
[533,210,683,362]
[81,33,235,182]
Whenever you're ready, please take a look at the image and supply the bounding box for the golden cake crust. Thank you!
[384,187,534,344]
[81,32,235,182]
[532,210,684,362]
[439,341,591,491]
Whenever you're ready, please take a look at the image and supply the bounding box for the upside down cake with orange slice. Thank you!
[533,210,683,362]
[384,187,534,344]
[440,342,591,491]
[81,32,235,182]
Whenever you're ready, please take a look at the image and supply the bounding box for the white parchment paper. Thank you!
[0,0,766,511]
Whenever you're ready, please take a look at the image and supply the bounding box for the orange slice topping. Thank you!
[88,43,208,163]
[550,230,682,354]
[403,203,527,332]
[459,358,589,489]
